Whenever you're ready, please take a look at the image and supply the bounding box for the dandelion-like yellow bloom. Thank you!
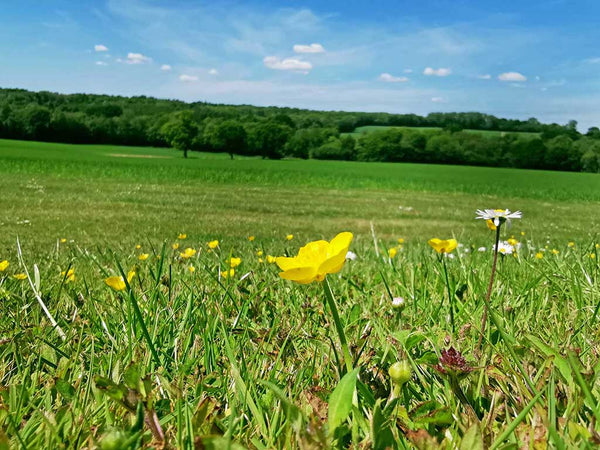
[388,247,398,258]
[568,242,575,248]
[180,248,197,259]
[248,236,255,241]
[135,244,141,249]
[276,232,353,284]
[551,249,559,255]
[208,240,219,249]
[286,234,294,241]
[13,273,27,281]
[227,257,241,268]
[61,268,75,282]
[256,250,263,257]
[397,238,405,244]
[105,271,135,291]
[138,253,149,261]
[172,243,180,250]
[178,233,187,240]
[428,238,458,254]
[189,265,196,273]
[535,252,544,259]
[0,260,8,272]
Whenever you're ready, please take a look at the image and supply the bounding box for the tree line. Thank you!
[1,87,599,172]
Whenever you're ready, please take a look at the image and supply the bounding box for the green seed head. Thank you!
[388,360,411,385]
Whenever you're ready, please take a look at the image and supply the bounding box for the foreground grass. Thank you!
[1,231,599,448]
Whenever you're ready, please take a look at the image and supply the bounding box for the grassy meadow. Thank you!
[1,138,600,448]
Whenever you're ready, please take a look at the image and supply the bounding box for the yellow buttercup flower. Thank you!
[535,252,544,259]
[388,247,398,258]
[135,244,141,249]
[178,233,187,240]
[60,238,67,243]
[256,250,263,257]
[286,234,294,241]
[590,253,596,259]
[227,257,241,268]
[138,253,149,261]
[551,249,559,255]
[520,231,525,236]
[428,238,458,254]
[486,219,497,231]
[172,243,180,250]
[221,268,235,279]
[248,235,255,241]
[258,258,264,263]
[188,265,196,273]
[0,260,8,272]
[61,268,75,282]
[105,271,135,291]
[507,238,518,247]
[568,242,575,248]
[13,273,27,281]
[596,244,600,249]
[276,232,353,284]
[180,248,197,259]
[397,238,405,244]
[208,240,219,249]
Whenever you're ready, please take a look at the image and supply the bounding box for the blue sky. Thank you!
[1,0,599,129]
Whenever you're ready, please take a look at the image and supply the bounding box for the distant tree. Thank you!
[160,111,198,158]
[206,120,247,159]
[247,121,293,159]
[586,127,600,139]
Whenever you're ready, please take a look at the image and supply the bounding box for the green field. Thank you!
[2,138,600,448]
[343,125,541,139]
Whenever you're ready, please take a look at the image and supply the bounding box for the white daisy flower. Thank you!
[494,241,514,255]
[392,297,405,309]
[475,209,522,227]
[478,246,487,252]
[345,251,357,261]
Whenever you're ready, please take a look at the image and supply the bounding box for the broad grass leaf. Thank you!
[328,368,359,432]
[460,423,484,450]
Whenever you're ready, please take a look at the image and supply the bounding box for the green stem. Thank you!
[478,224,501,350]
[441,256,455,333]
[323,277,353,374]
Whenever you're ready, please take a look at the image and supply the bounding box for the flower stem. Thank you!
[441,256,455,333]
[323,277,354,374]
[478,224,501,350]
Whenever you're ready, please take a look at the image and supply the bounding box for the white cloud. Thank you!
[179,74,199,82]
[378,73,409,83]
[477,74,491,80]
[293,43,325,54]
[125,52,152,64]
[208,68,219,75]
[160,64,172,71]
[95,61,108,66]
[498,71,527,82]
[431,96,446,102]
[263,56,312,73]
[423,67,451,76]
[94,44,108,52]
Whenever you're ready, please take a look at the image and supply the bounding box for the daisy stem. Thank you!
[323,277,354,374]
[441,256,455,333]
[478,224,501,350]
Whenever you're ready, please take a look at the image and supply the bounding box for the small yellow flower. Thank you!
[221,268,235,278]
[256,250,263,257]
[520,231,525,236]
[172,243,180,250]
[61,268,75,282]
[0,260,9,272]
[596,244,600,249]
[276,232,353,284]
[486,219,497,231]
[286,234,294,241]
[13,273,27,281]
[227,257,241,268]
[189,265,196,273]
[551,249,559,255]
[248,235,255,241]
[105,271,135,291]
[535,252,544,259]
[208,240,219,249]
[266,255,276,264]
[138,253,149,261]
[178,233,187,240]
[507,238,518,247]
[135,244,141,249]
[428,238,458,254]
[590,253,596,259]
[258,258,264,263]
[397,238,405,244]
[60,238,67,243]
[180,248,197,259]
[568,242,575,248]
[388,247,398,258]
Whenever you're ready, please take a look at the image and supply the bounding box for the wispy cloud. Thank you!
[179,74,198,82]
[263,56,312,73]
[498,72,527,82]
[431,96,447,103]
[424,67,451,76]
[378,73,409,83]
[293,43,325,54]
[160,64,172,71]
[94,44,108,52]
[208,68,219,75]
[124,52,152,64]
[95,61,108,66]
